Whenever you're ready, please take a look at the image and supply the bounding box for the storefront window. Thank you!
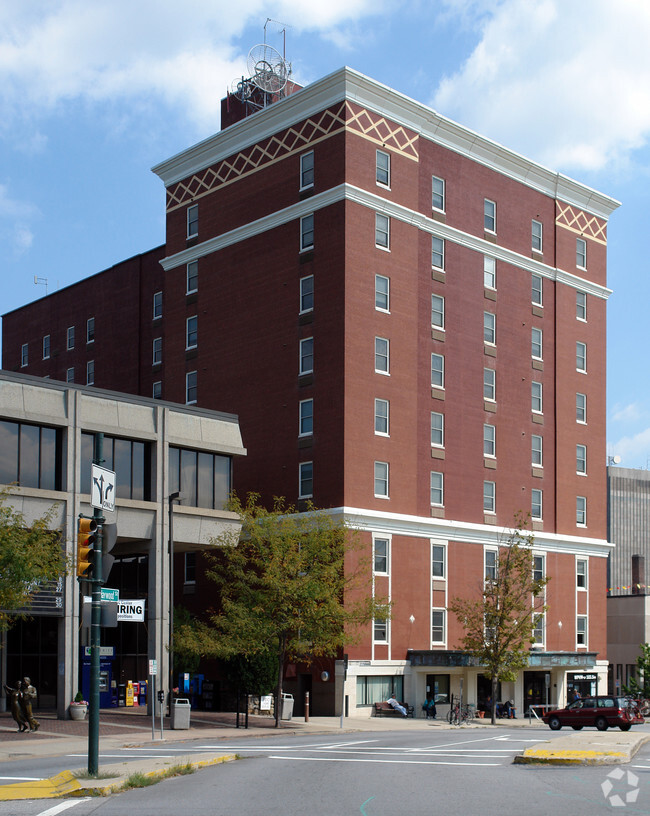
[356,675,404,706]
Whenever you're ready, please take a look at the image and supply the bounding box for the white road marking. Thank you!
[0,775,42,781]
[67,753,177,759]
[36,801,90,816]
[269,755,502,767]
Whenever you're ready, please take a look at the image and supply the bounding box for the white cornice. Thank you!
[152,67,619,220]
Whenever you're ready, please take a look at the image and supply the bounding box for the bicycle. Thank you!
[447,702,474,725]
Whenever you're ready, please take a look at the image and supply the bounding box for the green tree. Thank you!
[0,490,66,633]
[174,493,387,726]
[448,515,548,724]
[623,643,650,699]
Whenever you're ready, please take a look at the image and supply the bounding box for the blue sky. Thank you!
[1,0,649,467]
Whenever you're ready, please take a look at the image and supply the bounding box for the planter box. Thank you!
[69,704,87,721]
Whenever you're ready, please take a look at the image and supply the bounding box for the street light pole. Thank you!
[168,491,181,714]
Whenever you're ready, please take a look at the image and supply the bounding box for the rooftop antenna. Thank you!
[229,20,292,116]
[34,276,48,295]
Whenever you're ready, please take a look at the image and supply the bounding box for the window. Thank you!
[87,317,95,344]
[86,360,95,386]
[484,198,496,232]
[300,151,314,189]
[42,335,50,360]
[576,342,587,372]
[432,544,445,578]
[484,480,495,513]
[484,311,496,345]
[375,399,389,436]
[299,461,313,498]
[184,552,196,584]
[374,537,389,573]
[300,214,314,251]
[576,392,587,423]
[373,614,388,643]
[533,554,545,583]
[532,219,543,252]
[299,399,313,437]
[374,461,389,498]
[66,367,74,383]
[187,261,198,294]
[186,371,197,404]
[300,275,314,313]
[532,381,543,413]
[67,326,75,351]
[431,236,445,270]
[532,274,543,306]
[576,444,587,474]
[533,614,545,646]
[485,549,497,581]
[431,411,444,447]
[532,434,543,467]
[375,275,390,312]
[375,337,389,374]
[187,204,198,238]
[576,290,587,320]
[431,353,444,388]
[186,316,198,350]
[432,609,446,644]
[484,367,495,401]
[431,294,445,329]
[356,675,403,706]
[168,445,230,509]
[531,488,543,520]
[375,213,390,249]
[576,237,587,268]
[532,327,543,360]
[0,419,62,491]
[483,424,495,457]
[430,471,444,506]
[576,496,587,526]
[300,337,314,375]
[152,381,162,400]
[432,176,445,211]
[153,291,163,319]
[484,256,496,289]
[577,616,587,647]
[153,337,162,364]
[376,150,390,187]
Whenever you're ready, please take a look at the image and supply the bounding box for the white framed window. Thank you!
[299,399,313,437]
[374,536,389,574]
[532,274,543,306]
[431,353,444,388]
[432,609,446,644]
[187,261,198,294]
[484,198,496,233]
[42,335,50,360]
[430,471,444,506]
[375,337,389,374]
[374,461,389,498]
[483,480,495,513]
[186,370,197,404]
[484,367,495,401]
[576,558,588,589]
[86,317,95,344]
[532,613,545,646]
[187,204,198,238]
[484,256,496,289]
[576,237,587,268]
[484,311,496,345]
[576,392,587,423]
[532,381,543,413]
[576,290,587,321]
[300,151,314,189]
[86,360,95,386]
[300,275,314,313]
[431,294,445,329]
[186,316,198,350]
[375,398,389,436]
[299,337,314,375]
[432,543,446,578]
[576,444,587,475]
[66,367,74,384]
[152,381,162,399]
[431,411,444,448]
[484,549,498,581]
[153,337,162,364]
[532,434,543,467]
[533,554,545,583]
[374,613,388,643]
[300,214,314,251]
[576,615,587,647]
[375,213,390,249]
[184,552,196,584]
[532,219,543,252]
[531,488,543,520]
[153,291,163,320]
[576,341,587,372]
[532,327,543,360]
[432,176,445,211]
[576,496,587,526]
[67,326,75,350]
[299,461,313,499]
[432,236,445,270]
[483,424,495,457]
[375,274,390,312]
[376,150,390,187]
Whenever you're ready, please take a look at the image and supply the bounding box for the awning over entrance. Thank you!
[408,650,598,668]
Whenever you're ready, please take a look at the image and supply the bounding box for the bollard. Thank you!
[305,691,310,722]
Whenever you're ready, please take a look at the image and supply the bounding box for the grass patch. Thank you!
[74,770,120,780]
[164,762,195,777]
[120,763,196,791]
[122,771,158,790]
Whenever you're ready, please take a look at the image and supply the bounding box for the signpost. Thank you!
[149,659,157,740]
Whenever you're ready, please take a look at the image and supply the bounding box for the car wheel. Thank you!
[620,724,632,731]
[571,725,583,730]
[595,716,608,731]
[548,716,562,731]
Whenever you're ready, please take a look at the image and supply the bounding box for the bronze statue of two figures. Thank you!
[3,677,40,732]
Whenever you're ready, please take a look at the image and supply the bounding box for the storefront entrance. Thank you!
[524,671,550,712]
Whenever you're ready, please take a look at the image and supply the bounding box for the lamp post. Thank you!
[168,491,181,713]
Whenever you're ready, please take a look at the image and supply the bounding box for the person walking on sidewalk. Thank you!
[19,677,39,732]
[3,680,28,732]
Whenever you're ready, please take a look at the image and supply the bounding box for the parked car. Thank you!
[543,696,644,731]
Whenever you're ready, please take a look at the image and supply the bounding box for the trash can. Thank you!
[171,698,191,730]
[281,693,294,721]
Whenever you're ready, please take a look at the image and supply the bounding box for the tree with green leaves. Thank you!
[174,493,387,726]
[623,643,650,700]
[448,515,548,724]
[0,490,66,633]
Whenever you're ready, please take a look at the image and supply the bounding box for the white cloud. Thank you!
[610,402,644,424]
[432,0,650,172]
[0,184,39,257]
[609,427,650,470]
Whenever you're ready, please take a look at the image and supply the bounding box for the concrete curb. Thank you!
[514,732,650,766]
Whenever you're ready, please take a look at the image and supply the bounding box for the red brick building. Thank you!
[2,67,618,716]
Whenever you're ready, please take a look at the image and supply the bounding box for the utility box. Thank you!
[281,693,294,721]
[171,698,191,730]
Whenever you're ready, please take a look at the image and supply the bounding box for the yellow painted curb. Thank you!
[0,770,81,801]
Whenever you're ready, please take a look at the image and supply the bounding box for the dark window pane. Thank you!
[19,424,40,488]
[214,455,231,509]
[197,452,214,509]
[169,448,180,496]
[131,441,145,501]
[180,449,197,507]
[114,439,132,499]
[0,420,19,484]
[39,427,57,491]
[81,433,93,493]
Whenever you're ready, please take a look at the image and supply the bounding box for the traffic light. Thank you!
[76,518,97,578]
[101,522,117,584]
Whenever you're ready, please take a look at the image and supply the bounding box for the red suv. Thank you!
[543,696,644,731]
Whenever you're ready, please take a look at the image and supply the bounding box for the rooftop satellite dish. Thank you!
[247,43,289,94]
[613,455,621,464]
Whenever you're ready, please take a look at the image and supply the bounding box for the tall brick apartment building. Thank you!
[2,67,619,716]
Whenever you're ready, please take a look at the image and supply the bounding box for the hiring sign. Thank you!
[116,600,145,622]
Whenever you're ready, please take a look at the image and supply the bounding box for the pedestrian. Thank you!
[19,677,40,732]
[386,694,408,717]
[3,680,28,732]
